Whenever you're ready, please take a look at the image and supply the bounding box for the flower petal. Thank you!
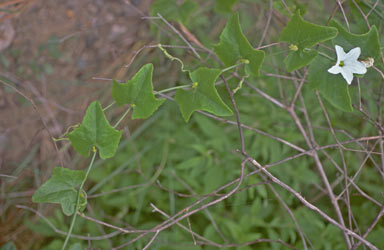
[346,61,367,75]
[345,47,361,62]
[328,65,342,74]
[340,67,354,85]
[335,45,346,61]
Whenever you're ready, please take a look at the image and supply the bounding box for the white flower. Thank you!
[328,45,367,85]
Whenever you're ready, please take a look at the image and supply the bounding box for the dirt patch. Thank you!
[0,0,153,248]
[0,0,152,169]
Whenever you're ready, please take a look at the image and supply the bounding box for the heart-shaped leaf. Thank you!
[329,19,381,63]
[112,64,165,119]
[68,101,122,159]
[32,167,86,216]
[175,67,233,122]
[214,13,265,77]
[280,11,338,71]
[308,55,353,112]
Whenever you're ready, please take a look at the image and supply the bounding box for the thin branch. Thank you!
[258,173,311,249]
[367,0,380,17]
[316,91,354,234]
[16,205,122,240]
[0,174,17,179]
[156,13,201,60]
[246,158,378,250]
[142,230,160,250]
[78,212,147,234]
[258,0,274,47]
[351,206,384,250]
[351,0,371,29]
[244,79,286,109]
[223,76,246,154]
[151,203,299,250]
[114,158,249,249]
[290,69,308,108]
[336,0,350,31]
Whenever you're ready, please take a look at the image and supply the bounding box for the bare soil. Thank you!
[0,0,152,248]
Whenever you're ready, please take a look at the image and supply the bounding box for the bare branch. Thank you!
[247,158,379,250]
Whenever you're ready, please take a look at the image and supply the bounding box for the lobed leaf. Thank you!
[329,20,381,63]
[280,11,338,72]
[68,101,122,159]
[32,167,86,216]
[175,67,233,122]
[308,55,353,112]
[284,49,318,72]
[280,12,338,49]
[112,64,165,119]
[214,13,265,77]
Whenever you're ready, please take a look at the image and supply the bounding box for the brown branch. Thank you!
[246,158,378,250]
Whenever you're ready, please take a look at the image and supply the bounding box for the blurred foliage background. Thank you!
[1,0,384,249]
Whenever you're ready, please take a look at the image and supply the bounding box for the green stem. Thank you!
[61,151,97,250]
[221,62,245,73]
[233,75,248,94]
[52,137,70,142]
[317,51,334,61]
[114,107,131,128]
[103,101,115,111]
[158,44,188,73]
[154,84,191,94]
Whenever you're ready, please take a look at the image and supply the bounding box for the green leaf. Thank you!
[280,11,338,71]
[214,13,265,77]
[68,101,122,159]
[329,19,381,62]
[175,67,233,122]
[215,0,237,13]
[284,49,318,72]
[32,167,86,216]
[308,55,353,112]
[1,242,17,250]
[150,0,197,24]
[112,64,165,119]
[280,12,338,49]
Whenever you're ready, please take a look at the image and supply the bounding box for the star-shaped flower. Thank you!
[328,45,367,85]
